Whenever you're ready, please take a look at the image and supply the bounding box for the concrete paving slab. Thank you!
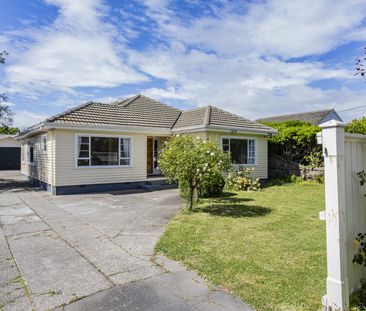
[63,266,253,311]
[7,230,112,310]
[2,221,50,236]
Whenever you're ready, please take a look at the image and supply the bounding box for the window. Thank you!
[77,135,132,167]
[27,142,34,164]
[120,138,131,166]
[222,138,256,165]
[41,135,47,153]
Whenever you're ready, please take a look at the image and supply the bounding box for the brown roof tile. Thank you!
[257,109,341,125]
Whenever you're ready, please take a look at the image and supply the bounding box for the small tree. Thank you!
[0,50,14,126]
[0,126,19,134]
[159,135,231,210]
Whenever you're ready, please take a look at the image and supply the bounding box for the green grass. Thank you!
[156,183,326,311]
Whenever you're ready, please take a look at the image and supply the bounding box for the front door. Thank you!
[153,138,161,175]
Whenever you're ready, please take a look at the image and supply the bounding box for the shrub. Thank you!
[346,117,366,135]
[198,172,225,198]
[225,167,260,191]
[159,135,231,210]
[262,120,321,165]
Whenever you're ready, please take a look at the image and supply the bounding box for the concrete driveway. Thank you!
[0,171,252,311]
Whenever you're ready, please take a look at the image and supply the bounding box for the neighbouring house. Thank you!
[0,134,21,170]
[16,95,276,195]
[257,108,343,126]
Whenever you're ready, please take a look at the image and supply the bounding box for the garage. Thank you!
[0,135,21,170]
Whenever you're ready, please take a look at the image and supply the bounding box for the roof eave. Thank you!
[172,124,277,135]
[41,122,173,135]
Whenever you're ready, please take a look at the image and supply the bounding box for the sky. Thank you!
[1,0,366,128]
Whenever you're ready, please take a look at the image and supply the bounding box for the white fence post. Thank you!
[320,120,349,311]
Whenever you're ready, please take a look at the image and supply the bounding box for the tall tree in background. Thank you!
[0,50,15,127]
[355,46,366,81]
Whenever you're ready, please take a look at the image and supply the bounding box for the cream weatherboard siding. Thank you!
[21,132,54,184]
[206,131,268,179]
[0,137,21,147]
[54,129,149,187]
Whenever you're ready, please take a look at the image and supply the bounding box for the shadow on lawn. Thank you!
[195,192,271,218]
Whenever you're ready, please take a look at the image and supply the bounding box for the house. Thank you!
[16,95,276,195]
[0,134,21,170]
[257,108,343,126]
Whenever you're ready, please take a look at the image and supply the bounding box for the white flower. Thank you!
[176,134,180,137]
[197,169,200,172]
[210,152,215,156]
[196,136,200,139]
[203,167,207,171]
[205,163,208,167]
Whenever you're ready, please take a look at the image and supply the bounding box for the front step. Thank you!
[140,180,177,192]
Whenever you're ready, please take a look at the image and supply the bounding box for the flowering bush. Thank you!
[225,167,260,191]
[198,172,226,198]
[353,172,366,266]
[159,135,231,210]
[353,233,366,266]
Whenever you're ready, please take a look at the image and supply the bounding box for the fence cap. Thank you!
[319,120,346,129]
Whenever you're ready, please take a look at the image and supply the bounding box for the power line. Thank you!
[338,104,366,113]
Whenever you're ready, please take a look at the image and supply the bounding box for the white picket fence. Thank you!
[320,120,366,310]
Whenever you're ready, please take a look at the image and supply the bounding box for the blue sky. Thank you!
[1,0,366,128]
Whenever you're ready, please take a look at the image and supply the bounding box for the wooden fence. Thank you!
[320,120,366,310]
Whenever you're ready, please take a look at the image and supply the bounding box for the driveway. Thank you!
[0,171,252,311]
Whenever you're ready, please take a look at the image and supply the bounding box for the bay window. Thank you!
[222,138,256,165]
[77,135,131,167]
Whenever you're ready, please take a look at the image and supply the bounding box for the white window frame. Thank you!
[21,142,26,163]
[221,136,257,166]
[74,133,133,168]
[41,134,47,154]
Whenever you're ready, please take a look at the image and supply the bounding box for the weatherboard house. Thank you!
[16,95,276,195]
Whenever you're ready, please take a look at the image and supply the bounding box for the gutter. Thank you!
[16,122,173,139]
[172,125,278,135]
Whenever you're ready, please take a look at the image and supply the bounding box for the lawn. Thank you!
[155,183,326,311]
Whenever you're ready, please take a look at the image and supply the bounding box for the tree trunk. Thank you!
[188,183,194,211]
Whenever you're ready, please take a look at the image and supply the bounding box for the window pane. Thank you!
[29,146,34,163]
[120,158,130,166]
[120,138,130,158]
[78,151,89,158]
[79,144,89,151]
[91,137,118,166]
[230,139,247,164]
[80,137,89,144]
[78,159,89,166]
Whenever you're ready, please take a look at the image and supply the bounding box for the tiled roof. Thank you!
[209,107,275,131]
[257,109,338,125]
[173,107,208,129]
[19,94,275,135]
[47,95,182,129]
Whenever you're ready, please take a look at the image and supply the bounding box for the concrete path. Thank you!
[0,171,252,311]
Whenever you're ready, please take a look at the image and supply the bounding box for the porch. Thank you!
[146,136,169,178]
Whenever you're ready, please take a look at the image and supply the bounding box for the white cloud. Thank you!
[128,0,366,122]
[13,110,48,129]
[4,0,148,95]
[142,0,366,58]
